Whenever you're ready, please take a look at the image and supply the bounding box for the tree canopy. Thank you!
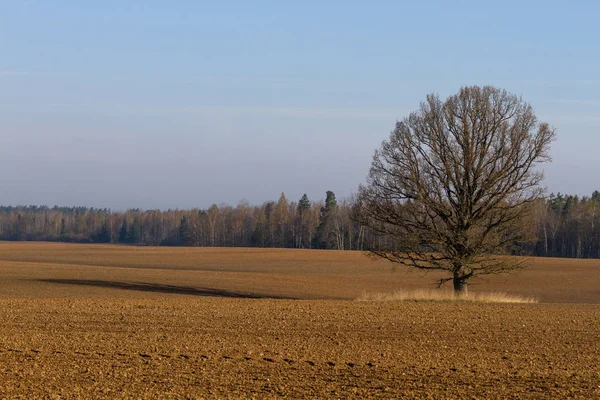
[354,85,556,293]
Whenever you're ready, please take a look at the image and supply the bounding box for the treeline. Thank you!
[2,190,600,259]
[525,191,600,258]
[0,192,373,250]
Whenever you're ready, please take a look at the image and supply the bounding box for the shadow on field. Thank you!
[37,279,295,299]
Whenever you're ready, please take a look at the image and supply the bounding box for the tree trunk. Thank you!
[453,275,468,295]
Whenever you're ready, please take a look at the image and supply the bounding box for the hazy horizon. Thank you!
[2,1,599,210]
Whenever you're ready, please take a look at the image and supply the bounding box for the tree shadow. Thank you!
[37,279,295,299]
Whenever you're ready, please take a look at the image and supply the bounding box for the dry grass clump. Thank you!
[357,289,538,303]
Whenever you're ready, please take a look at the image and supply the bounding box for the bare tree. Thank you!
[354,86,556,294]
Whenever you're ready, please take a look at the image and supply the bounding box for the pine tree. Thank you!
[119,220,129,243]
[314,191,339,249]
[298,194,311,213]
[96,221,112,243]
[297,194,311,248]
[128,219,142,244]
[179,215,191,246]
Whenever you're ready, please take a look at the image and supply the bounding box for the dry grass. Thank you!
[357,289,539,303]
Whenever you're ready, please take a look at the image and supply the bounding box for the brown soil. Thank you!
[0,242,599,398]
[1,242,600,303]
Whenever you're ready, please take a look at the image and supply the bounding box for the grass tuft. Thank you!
[357,289,538,303]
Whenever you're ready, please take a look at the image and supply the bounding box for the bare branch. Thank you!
[355,85,556,293]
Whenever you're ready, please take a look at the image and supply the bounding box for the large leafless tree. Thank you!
[354,86,556,294]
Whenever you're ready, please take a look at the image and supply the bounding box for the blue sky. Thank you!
[1,1,599,209]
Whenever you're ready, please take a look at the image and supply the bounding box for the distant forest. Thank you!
[2,190,600,259]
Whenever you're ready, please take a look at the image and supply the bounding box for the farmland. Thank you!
[0,242,599,398]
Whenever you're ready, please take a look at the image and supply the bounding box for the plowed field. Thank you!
[0,242,599,398]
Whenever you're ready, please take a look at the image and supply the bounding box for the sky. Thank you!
[1,1,599,210]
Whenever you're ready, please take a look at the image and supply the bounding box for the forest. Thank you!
[1,190,600,259]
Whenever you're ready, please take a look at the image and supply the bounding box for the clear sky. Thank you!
[1,1,599,210]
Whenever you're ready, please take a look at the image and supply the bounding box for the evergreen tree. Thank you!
[128,219,142,244]
[297,194,311,248]
[95,221,112,243]
[119,220,129,243]
[313,191,339,249]
[179,215,191,245]
[297,194,311,214]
